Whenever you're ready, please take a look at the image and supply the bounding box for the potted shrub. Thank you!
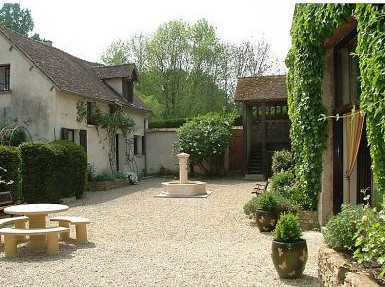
[255,192,279,232]
[271,212,308,279]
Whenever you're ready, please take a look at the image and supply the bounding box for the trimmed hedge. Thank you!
[50,140,87,199]
[0,146,21,200]
[20,142,57,203]
[149,118,188,129]
[20,141,87,203]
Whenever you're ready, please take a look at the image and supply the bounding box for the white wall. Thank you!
[0,34,56,140]
[146,128,178,174]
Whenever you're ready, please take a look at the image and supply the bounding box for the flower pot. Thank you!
[255,209,279,232]
[271,238,308,279]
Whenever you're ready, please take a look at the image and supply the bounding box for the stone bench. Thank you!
[0,216,29,242]
[0,226,69,256]
[50,216,90,244]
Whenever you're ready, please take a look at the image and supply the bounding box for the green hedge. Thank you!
[20,142,57,203]
[0,146,21,200]
[20,141,87,203]
[50,140,87,199]
[149,118,188,129]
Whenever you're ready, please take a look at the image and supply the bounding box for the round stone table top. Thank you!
[4,204,69,215]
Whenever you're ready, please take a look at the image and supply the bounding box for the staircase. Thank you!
[247,145,264,176]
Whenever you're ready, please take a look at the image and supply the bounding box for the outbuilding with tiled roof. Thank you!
[234,75,290,179]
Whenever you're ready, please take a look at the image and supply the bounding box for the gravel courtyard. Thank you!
[0,177,323,287]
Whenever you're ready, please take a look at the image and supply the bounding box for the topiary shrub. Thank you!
[20,142,58,203]
[271,149,294,174]
[273,212,303,243]
[258,192,278,212]
[323,204,365,253]
[0,145,20,200]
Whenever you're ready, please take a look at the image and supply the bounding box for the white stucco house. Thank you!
[0,25,150,176]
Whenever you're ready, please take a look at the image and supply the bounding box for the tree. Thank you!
[0,3,33,36]
[175,112,237,175]
[100,39,129,66]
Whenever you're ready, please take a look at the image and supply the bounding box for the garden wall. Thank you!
[318,245,380,287]
[145,127,243,175]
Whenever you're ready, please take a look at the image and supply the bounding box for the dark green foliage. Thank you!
[243,197,259,216]
[92,172,114,182]
[271,150,293,174]
[273,212,303,243]
[323,204,365,253]
[0,3,33,36]
[50,141,87,199]
[0,125,29,146]
[20,142,57,203]
[149,118,188,129]
[0,146,20,200]
[20,141,87,203]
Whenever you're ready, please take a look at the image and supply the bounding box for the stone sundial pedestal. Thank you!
[160,153,208,198]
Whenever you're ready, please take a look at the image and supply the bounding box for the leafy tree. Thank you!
[100,39,129,65]
[101,19,280,120]
[175,112,237,175]
[0,3,33,36]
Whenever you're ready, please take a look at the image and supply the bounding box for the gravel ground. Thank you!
[0,177,324,287]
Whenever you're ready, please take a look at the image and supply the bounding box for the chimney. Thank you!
[43,40,53,47]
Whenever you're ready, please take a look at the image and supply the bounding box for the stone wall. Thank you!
[298,210,319,230]
[318,245,380,287]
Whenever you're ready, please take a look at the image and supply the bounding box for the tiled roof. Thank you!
[92,64,137,81]
[235,75,287,102]
[0,25,149,112]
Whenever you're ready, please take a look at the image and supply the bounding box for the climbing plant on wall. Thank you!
[288,3,385,208]
[355,4,385,201]
[286,4,354,210]
[76,101,136,174]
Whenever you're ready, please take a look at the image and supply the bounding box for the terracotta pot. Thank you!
[255,209,279,232]
[271,238,308,279]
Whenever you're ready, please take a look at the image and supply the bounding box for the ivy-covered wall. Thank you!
[287,4,385,209]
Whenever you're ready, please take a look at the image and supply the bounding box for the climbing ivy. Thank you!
[288,4,385,208]
[76,101,136,174]
[286,4,354,210]
[355,4,385,201]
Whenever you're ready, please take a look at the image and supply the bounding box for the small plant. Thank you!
[243,197,259,216]
[271,149,293,174]
[258,192,278,212]
[353,205,385,277]
[93,172,114,182]
[273,212,302,243]
[126,172,138,184]
[113,171,127,180]
[323,204,365,253]
[87,163,96,181]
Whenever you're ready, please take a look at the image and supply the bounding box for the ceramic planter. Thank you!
[255,209,279,232]
[271,238,308,279]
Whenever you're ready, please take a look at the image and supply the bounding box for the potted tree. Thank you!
[255,192,279,232]
[271,212,308,278]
